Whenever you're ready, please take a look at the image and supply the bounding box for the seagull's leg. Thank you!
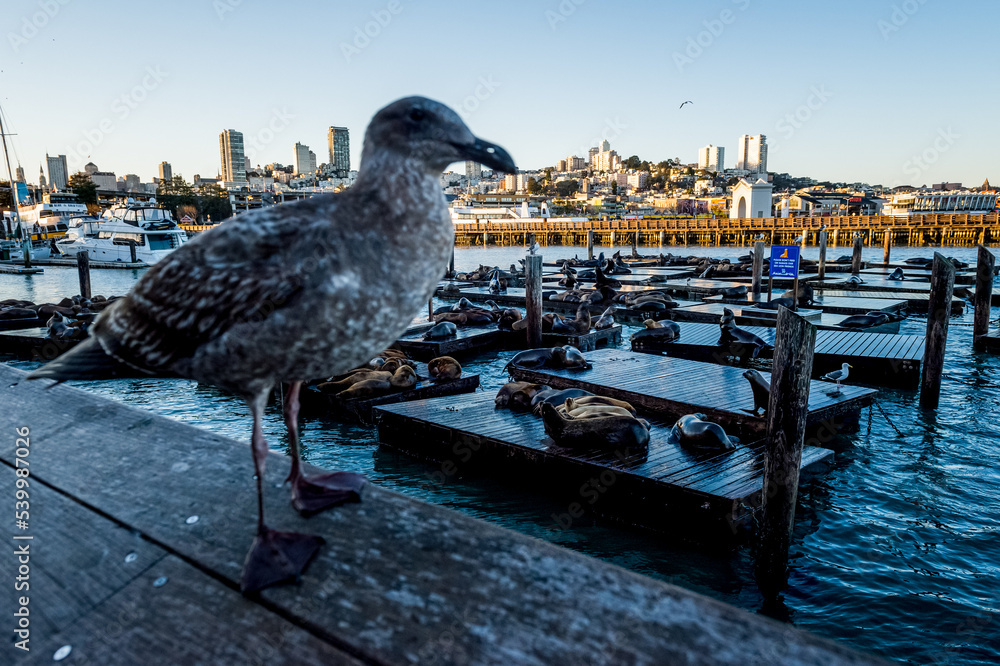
[240,390,324,594]
[283,380,367,517]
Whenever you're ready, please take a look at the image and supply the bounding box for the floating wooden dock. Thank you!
[0,262,43,274]
[705,293,908,316]
[814,289,965,314]
[0,315,42,331]
[29,256,149,269]
[299,361,480,423]
[0,329,79,361]
[506,349,877,439]
[541,325,623,351]
[376,392,835,534]
[393,325,504,360]
[630,322,923,387]
[0,364,878,664]
[666,302,893,331]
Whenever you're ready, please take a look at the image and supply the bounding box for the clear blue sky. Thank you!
[2,0,995,188]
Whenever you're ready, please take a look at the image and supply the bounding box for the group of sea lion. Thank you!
[425,299,520,339]
[630,318,681,344]
[315,350,461,399]
[495,381,650,449]
[717,308,770,363]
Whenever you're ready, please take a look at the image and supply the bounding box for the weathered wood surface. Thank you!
[0,329,80,361]
[0,316,42,331]
[299,362,481,424]
[375,392,833,534]
[540,324,623,352]
[665,302,893,331]
[706,294,908,316]
[920,254,956,409]
[525,254,543,348]
[630,322,923,387]
[0,263,44,274]
[757,308,816,597]
[815,289,964,314]
[0,472,358,665]
[507,350,876,438]
[973,246,996,351]
[0,364,881,665]
[76,250,92,299]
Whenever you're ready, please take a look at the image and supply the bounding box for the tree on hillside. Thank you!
[0,181,12,209]
[527,177,541,195]
[624,155,641,170]
[554,180,580,197]
[67,172,98,205]
[611,181,618,195]
[196,183,232,222]
[156,175,197,218]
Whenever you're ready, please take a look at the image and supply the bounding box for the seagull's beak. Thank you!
[455,137,517,174]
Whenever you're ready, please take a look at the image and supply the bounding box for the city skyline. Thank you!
[1,0,996,188]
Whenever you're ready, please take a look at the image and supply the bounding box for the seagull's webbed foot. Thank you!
[290,470,367,516]
[241,527,325,594]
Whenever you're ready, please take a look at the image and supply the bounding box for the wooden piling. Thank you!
[76,250,92,299]
[751,240,764,298]
[920,253,956,409]
[449,248,455,277]
[631,232,638,255]
[883,228,891,264]
[610,231,616,248]
[851,234,863,275]
[524,254,543,349]
[658,230,665,248]
[587,230,594,259]
[801,228,807,249]
[756,307,816,598]
[817,229,828,280]
[129,242,138,264]
[973,245,996,351]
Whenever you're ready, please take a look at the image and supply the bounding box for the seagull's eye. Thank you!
[409,109,425,122]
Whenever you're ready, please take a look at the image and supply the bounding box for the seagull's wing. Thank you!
[93,197,336,372]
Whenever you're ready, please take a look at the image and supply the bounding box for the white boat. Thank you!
[55,200,189,265]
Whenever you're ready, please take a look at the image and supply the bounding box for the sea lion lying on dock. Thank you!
[318,365,418,397]
[424,321,458,339]
[504,345,591,373]
[559,395,637,417]
[551,304,591,335]
[887,267,905,280]
[631,320,680,344]
[668,413,739,450]
[753,297,796,311]
[505,382,553,411]
[837,310,904,329]
[529,388,595,415]
[742,369,771,416]
[592,305,616,330]
[427,356,461,381]
[496,308,523,331]
[496,381,531,408]
[781,283,814,306]
[718,309,768,362]
[540,401,650,449]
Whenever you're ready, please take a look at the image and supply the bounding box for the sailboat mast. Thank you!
[0,106,30,266]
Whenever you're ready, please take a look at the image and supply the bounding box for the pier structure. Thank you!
[452,213,999,248]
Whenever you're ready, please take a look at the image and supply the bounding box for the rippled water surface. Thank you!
[2,243,998,664]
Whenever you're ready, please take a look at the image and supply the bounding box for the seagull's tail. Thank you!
[26,338,146,384]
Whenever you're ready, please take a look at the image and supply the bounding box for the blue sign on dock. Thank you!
[769,245,800,278]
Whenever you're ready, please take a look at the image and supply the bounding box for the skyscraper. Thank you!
[736,134,767,174]
[294,142,317,175]
[159,161,173,182]
[38,165,46,190]
[45,153,68,190]
[465,161,481,181]
[327,126,350,177]
[219,130,247,183]
[14,165,24,183]
[698,145,725,172]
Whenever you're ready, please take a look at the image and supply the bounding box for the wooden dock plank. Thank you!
[393,326,504,360]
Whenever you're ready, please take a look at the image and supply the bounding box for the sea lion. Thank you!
[781,283,814,306]
[846,274,865,285]
[46,312,74,340]
[540,402,650,449]
[592,305,616,330]
[631,320,680,344]
[508,383,553,411]
[427,356,461,381]
[888,267,905,280]
[496,381,532,408]
[388,365,419,390]
[530,388,595,414]
[434,312,468,325]
[463,309,496,325]
[555,345,591,370]
[754,297,796,311]
[497,308,523,331]
[718,319,768,363]
[504,348,556,372]
[337,379,393,399]
[562,395,637,417]
[742,369,771,416]
[551,304,591,335]
[424,321,458,339]
[668,413,739,450]
[318,370,391,393]
[0,307,37,320]
[837,311,904,329]
[719,285,749,298]
[452,297,475,311]
[563,405,635,419]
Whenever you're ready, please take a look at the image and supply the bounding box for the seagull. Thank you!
[26,97,516,593]
[679,100,693,109]
[793,235,803,243]
[527,241,540,255]
[821,363,852,392]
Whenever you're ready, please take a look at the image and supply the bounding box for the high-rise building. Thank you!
[698,145,725,172]
[736,134,767,174]
[123,174,141,191]
[45,153,68,190]
[465,161,481,181]
[84,162,99,176]
[327,127,350,177]
[219,129,247,183]
[600,139,611,152]
[90,171,117,190]
[38,165,47,189]
[159,161,173,182]
[588,147,599,165]
[294,142,318,175]
[14,165,25,183]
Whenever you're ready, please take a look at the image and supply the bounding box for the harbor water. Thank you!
[1,244,998,665]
